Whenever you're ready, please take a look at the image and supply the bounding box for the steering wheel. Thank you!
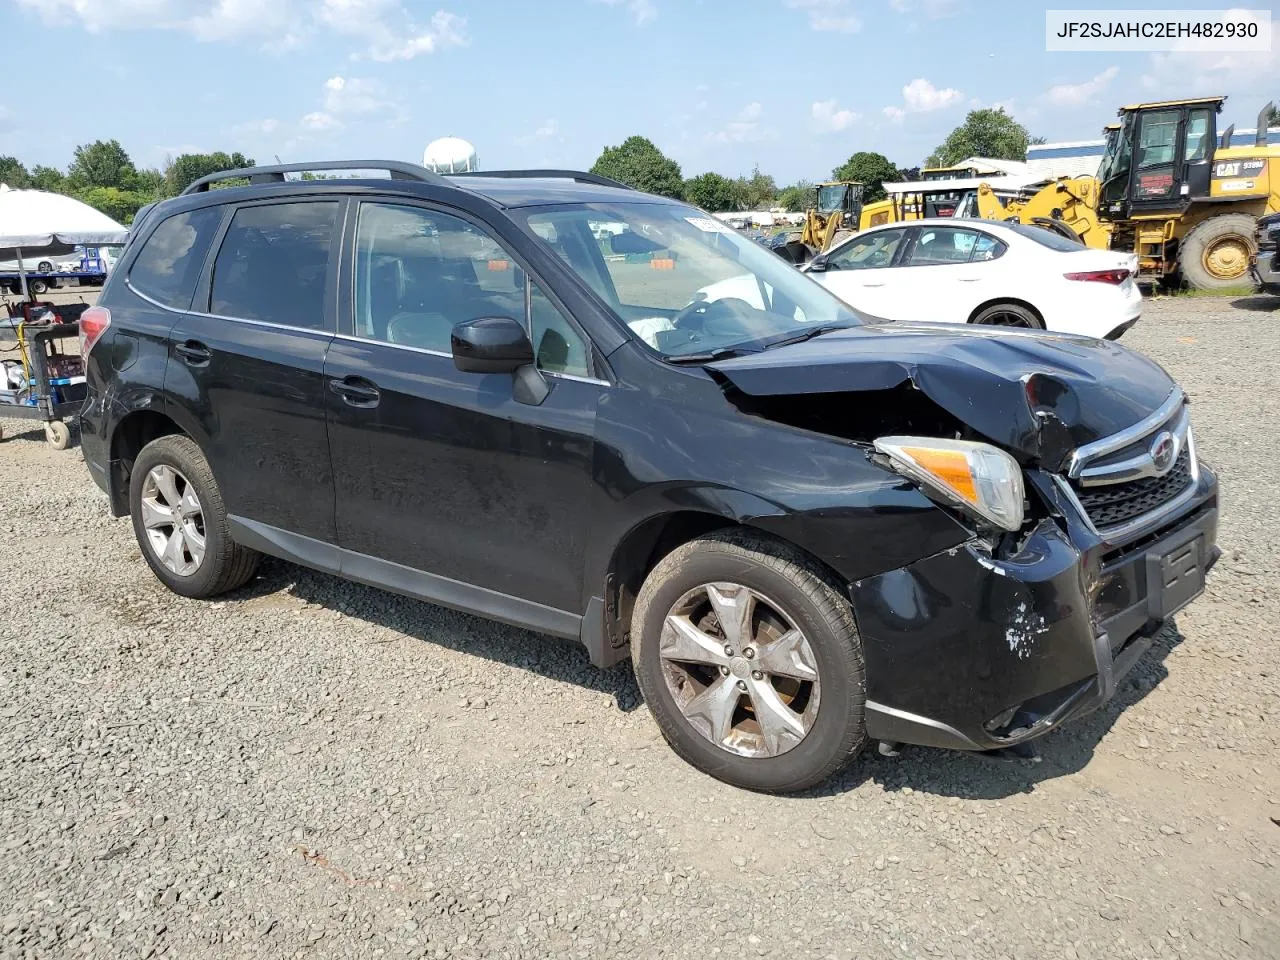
[672,296,756,332]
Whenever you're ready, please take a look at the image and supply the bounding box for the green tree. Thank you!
[72,186,151,224]
[830,151,900,203]
[67,139,138,190]
[927,108,1032,167]
[590,136,684,198]
[1266,104,1280,128]
[735,165,777,209]
[777,180,814,212]
[683,172,744,211]
[164,151,255,194]
[29,165,66,192]
[0,156,30,188]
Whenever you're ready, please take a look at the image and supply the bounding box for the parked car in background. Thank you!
[80,162,1217,793]
[804,218,1142,339]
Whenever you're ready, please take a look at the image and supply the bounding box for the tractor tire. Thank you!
[1178,213,1257,291]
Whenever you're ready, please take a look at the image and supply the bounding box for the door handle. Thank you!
[958,277,981,282]
[861,282,885,288]
[328,376,381,408]
[174,340,211,366]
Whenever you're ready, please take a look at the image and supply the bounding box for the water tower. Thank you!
[423,137,478,173]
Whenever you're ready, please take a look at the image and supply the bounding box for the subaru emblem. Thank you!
[1150,431,1176,475]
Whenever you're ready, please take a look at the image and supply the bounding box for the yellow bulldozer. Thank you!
[974,97,1280,289]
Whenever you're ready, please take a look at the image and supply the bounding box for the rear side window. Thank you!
[128,206,222,309]
[209,202,338,330]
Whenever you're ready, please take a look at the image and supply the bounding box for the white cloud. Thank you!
[786,0,860,33]
[319,1,467,61]
[889,0,960,17]
[1142,11,1279,91]
[592,0,657,26]
[322,76,392,116]
[516,119,560,145]
[883,77,962,122]
[14,0,466,60]
[712,102,767,143]
[1045,65,1118,107]
[232,118,280,135]
[300,112,339,132]
[812,98,859,133]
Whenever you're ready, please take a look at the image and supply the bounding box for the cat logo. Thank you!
[1213,159,1265,179]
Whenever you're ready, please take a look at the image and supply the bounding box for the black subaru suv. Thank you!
[80,161,1219,792]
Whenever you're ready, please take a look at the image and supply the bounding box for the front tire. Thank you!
[631,530,867,793]
[128,435,259,599]
[1179,213,1256,290]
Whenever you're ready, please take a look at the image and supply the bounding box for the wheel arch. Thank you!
[107,408,188,515]
[596,496,856,667]
[967,297,1045,326]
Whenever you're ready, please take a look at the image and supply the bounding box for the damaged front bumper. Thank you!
[851,467,1219,752]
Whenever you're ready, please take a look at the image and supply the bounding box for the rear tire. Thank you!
[28,280,47,295]
[36,261,53,273]
[1179,213,1256,291]
[631,530,867,793]
[129,435,259,599]
[971,301,1043,329]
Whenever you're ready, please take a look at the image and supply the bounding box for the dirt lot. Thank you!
[1,293,1277,960]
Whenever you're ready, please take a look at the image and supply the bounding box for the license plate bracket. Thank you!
[1146,534,1205,620]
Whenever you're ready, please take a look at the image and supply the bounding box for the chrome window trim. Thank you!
[1065,388,1184,478]
[331,332,611,386]
[129,280,332,335]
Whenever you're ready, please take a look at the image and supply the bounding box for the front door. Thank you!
[324,200,603,614]
[166,198,342,543]
[816,227,908,319]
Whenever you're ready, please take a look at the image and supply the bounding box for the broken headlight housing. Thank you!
[873,436,1025,532]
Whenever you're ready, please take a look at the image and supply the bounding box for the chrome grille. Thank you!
[1072,448,1192,528]
[1062,389,1199,539]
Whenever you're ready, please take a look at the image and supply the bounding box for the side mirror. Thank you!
[451,316,534,374]
[807,254,829,273]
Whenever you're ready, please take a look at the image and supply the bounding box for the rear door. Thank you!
[165,198,342,543]
[888,225,1008,324]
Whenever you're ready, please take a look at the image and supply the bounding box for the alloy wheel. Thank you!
[140,464,206,576]
[659,582,821,758]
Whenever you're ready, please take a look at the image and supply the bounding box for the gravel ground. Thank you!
[1,293,1277,960]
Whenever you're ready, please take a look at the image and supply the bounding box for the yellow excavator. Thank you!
[974,97,1279,289]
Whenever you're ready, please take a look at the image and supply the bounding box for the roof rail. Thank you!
[447,169,635,191]
[181,160,448,195]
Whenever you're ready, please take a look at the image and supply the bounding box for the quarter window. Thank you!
[209,201,338,330]
[128,206,222,309]
[354,202,591,376]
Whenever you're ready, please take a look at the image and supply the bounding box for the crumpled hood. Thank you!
[708,321,1175,469]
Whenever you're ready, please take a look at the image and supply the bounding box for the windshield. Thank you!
[816,184,846,213]
[520,202,859,359]
[1098,116,1133,204]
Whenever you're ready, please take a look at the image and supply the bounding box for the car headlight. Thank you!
[873,436,1025,532]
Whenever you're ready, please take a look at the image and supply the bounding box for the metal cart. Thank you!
[0,315,86,449]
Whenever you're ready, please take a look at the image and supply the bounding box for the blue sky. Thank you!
[1,0,1277,184]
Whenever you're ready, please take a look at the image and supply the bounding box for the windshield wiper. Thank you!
[665,346,755,364]
[760,323,855,350]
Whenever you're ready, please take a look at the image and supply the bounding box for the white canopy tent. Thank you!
[0,185,128,299]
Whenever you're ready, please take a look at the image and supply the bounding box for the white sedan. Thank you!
[804,218,1142,339]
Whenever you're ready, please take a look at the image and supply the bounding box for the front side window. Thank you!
[209,201,338,329]
[521,202,859,359]
[828,229,905,270]
[354,202,590,376]
[1137,110,1180,170]
[1184,108,1211,162]
[128,206,223,309]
